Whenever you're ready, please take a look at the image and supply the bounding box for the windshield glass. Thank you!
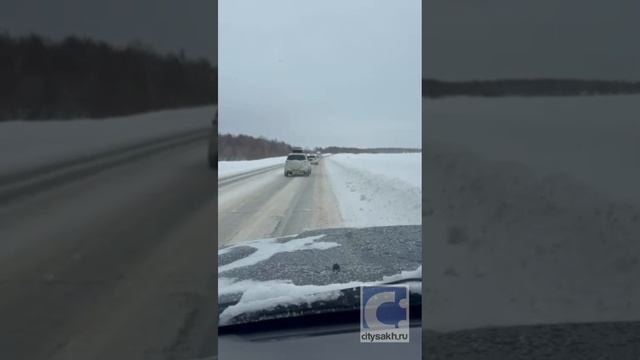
[218,0,421,339]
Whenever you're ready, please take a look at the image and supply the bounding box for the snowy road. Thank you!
[217,153,422,248]
[218,159,342,247]
[0,137,218,359]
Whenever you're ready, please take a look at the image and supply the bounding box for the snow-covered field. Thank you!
[0,105,216,176]
[425,95,640,202]
[325,153,421,227]
[424,95,640,331]
[218,156,286,179]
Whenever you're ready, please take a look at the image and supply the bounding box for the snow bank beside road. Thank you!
[325,153,421,227]
[425,95,640,202]
[0,105,216,176]
[423,95,640,331]
[218,156,287,179]
[328,153,421,188]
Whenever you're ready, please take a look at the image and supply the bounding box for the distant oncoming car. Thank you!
[284,153,311,177]
[308,154,319,165]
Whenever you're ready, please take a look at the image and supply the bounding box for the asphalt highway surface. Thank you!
[218,159,341,248]
[0,132,218,360]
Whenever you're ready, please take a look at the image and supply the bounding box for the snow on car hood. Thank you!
[219,234,339,273]
[218,225,421,326]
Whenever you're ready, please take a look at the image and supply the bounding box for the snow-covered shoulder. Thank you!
[218,156,287,179]
[0,106,216,176]
[324,153,421,227]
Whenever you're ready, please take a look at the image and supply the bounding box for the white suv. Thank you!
[284,153,311,177]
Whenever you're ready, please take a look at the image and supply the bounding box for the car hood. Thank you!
[218,225,421,326]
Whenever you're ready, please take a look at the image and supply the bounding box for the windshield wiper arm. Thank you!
[380,277,422,285]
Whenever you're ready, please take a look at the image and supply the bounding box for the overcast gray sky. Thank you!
[0,0,217,63]
[219,0,421,149]
[424,0,640,80]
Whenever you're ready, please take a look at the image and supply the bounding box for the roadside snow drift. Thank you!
[0,105,216,176]
[218,156,286,179]
[425,95,640,202]
[324,153,422,227]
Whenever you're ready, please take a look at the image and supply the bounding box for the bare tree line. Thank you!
[218,133,292,161]
[0,33,217,120]
[423,79,640,98]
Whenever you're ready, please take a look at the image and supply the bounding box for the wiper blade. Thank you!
[380,277,422,285]
[219,292,422,336]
